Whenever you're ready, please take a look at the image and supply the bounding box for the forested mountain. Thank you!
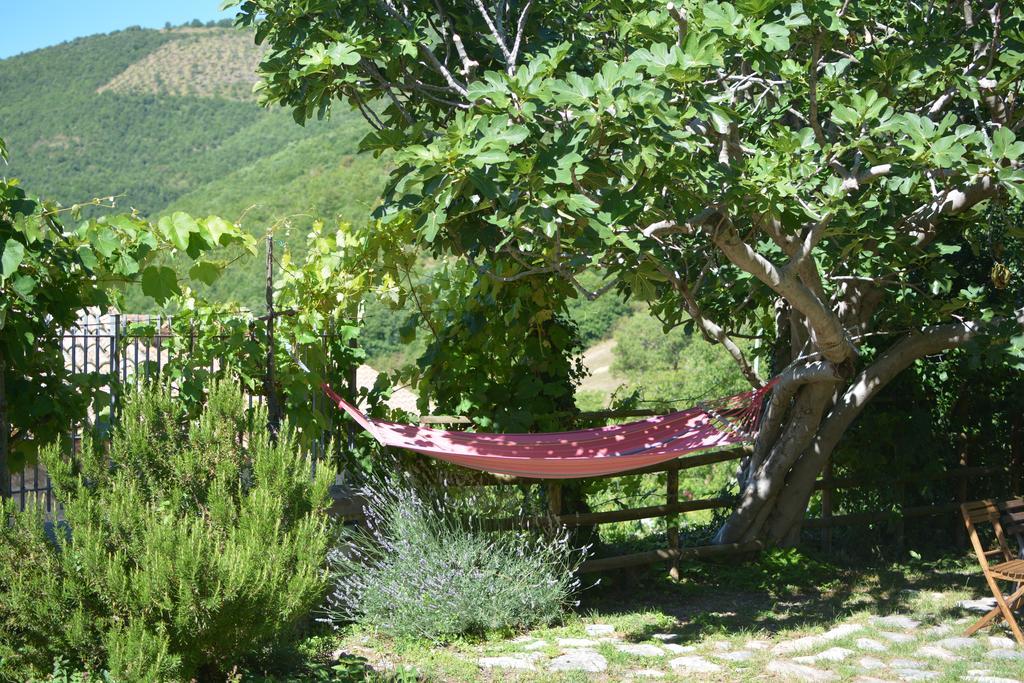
[0,25,388,306]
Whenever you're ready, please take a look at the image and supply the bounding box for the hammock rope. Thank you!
[322,380,775,479]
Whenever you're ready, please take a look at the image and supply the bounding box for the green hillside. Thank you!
[0,25,387,307]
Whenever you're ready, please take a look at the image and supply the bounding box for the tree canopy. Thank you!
[236,0,1024,543]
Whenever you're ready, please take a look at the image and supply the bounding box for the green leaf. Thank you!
[703,2,740,35]
[77,245,98,270]
[202,216,236,246]
[141,265,181,304]
[11,273,35,299]
[472,148,510,166]
[708,106,732,134]
[325,42,361,66]
[161,212,197,251]
[1,239,25,278]
[992,126,1024,161]
[760,23,791,52]
[422,206,447,242]
[189,260,224,285]
[91,229,120,259]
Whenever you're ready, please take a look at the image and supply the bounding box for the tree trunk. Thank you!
[715,313,1016,547]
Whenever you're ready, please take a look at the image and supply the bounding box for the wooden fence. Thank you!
[331,431,1011,573]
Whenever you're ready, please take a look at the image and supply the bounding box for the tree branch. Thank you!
[808,32,827,148]
[646,255,763,388]
[899,174,1002,246]
[472,0,514,66]
[710,215,857,364]
[507,0,533,73]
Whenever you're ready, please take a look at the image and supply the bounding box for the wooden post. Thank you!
[547,481,562,518]
[667,465,680,580]
[0,358,10,500]
[264,233,282,437]
[821,459,833,553]
[955,451,969,549]
[1011,415,1022,497]
[894,480,906,556]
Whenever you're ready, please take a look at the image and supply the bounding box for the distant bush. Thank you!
[565,272,631,345]
[325,475,586,641]
[611,312,751,403]
[0,381,335,682]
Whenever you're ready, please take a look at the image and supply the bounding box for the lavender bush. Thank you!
[325,475,587,641]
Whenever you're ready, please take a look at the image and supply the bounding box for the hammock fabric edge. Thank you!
[323,381,775,479]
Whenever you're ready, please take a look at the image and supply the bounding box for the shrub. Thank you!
[0,381,335,682]
[325,475,586,641]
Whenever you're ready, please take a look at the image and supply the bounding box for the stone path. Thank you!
[470,595,1024,681]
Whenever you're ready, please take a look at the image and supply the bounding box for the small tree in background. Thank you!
[0,380,334,681]
[234,0,1024,545]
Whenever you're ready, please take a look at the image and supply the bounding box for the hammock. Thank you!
[323,381,775,479]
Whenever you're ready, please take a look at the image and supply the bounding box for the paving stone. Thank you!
[746,639,770,650]
[857,638,888,652]
[936,636,980,651]
[478,656,535,670]
[585,623,616,637]
[523,639,547,651]
[712,639,732,650]
[631,670,666,678]
[556,637,598,648]
[966,673,1023,683]
[988,648,1024,660]
[854,678,898,683]
[960,598,999,612]
[661,643,696,654]
[873,615,921,629]
[893,670,939,681]
[615,643,665,657]
[773,624,864,654]
[668,655,722,674]
[794,647,854,664]
[858,656,886,670]
[891,659,929,668]
[715,650,754,662]
[925,625,952,636]
[878,632,916,644]
[511,635,534,643]
[765,660,838,681]
[652,633,679,642]
[548,650,607,673]
[987,636,1017,649]
[916,645,961,661]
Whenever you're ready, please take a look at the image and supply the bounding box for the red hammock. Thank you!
[323,382,775,479]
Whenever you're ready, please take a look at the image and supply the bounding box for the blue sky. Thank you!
[0,1,236,59]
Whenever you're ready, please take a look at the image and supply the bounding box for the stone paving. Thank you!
[472,594,1024,681]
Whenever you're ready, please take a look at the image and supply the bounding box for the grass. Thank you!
[278,550,1024,682]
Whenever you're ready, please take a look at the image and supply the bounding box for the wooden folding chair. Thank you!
[1001,498,1024,559]
[960,500,1024,645]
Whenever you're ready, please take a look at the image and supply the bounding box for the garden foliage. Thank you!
[0,142,253,478]
[325,474,586,641]
[0,381,334,682]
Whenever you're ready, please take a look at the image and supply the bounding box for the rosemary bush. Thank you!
[0,381,335,682]
[325,475,586,641]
